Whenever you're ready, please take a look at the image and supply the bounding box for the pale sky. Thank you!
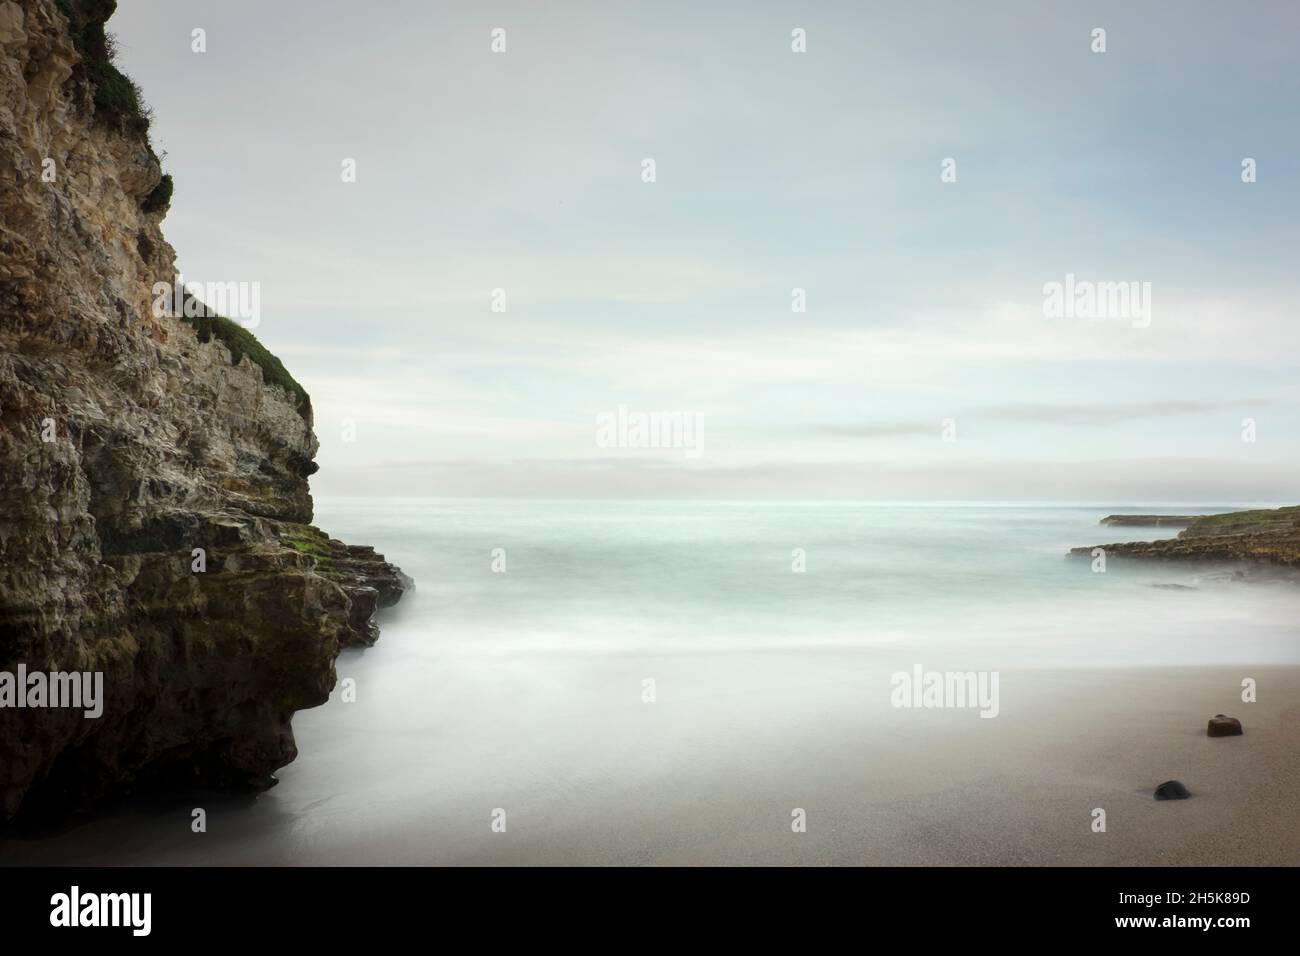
[112,0,1300,499]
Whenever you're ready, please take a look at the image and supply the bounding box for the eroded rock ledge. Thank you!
[1098,515,1197,528]
[1071,507,1300,568]
[0,0,408,819]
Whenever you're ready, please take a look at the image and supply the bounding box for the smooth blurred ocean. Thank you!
[322,498,1300,668]
[5,499,1298,864]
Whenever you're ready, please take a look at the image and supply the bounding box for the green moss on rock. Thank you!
[280,524,334,571]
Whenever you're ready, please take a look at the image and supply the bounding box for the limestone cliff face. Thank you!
[0,0,408,818]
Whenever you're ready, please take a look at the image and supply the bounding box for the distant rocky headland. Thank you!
[0,0,408,819]
[1098,514,1197,528]
[1072,507,1300,568]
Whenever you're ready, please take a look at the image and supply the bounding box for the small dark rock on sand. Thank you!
[1154,780,1191,801]
[1207,714,1243,737]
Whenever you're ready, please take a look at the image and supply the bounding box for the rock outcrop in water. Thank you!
[1072,507,1300,569]
[0,0,408,818]
[1099,515,1196,528]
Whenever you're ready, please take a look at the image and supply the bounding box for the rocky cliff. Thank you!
[0,0,408,819]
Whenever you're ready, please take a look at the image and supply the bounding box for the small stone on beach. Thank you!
[1154,780,1190,800]
[1207,714,1243,737]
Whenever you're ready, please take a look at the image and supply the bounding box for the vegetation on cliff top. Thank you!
[56,0,153,137]
[1183,506,1300,533]
[55,2,310,420]
[182,303,312,419]
[57,1,167,216]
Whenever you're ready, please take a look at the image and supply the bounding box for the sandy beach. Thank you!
[4,661,1296,866]
[390,662,1300,867]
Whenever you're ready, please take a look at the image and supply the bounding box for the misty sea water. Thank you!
[323,498,1300,668]
[5,499,1299,865]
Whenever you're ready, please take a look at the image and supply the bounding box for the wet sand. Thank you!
[3,662,1295,866]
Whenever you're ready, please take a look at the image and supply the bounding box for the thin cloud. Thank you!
[797,400,1277,438]
[976,399,1274,426]
[312,456,1300,502]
